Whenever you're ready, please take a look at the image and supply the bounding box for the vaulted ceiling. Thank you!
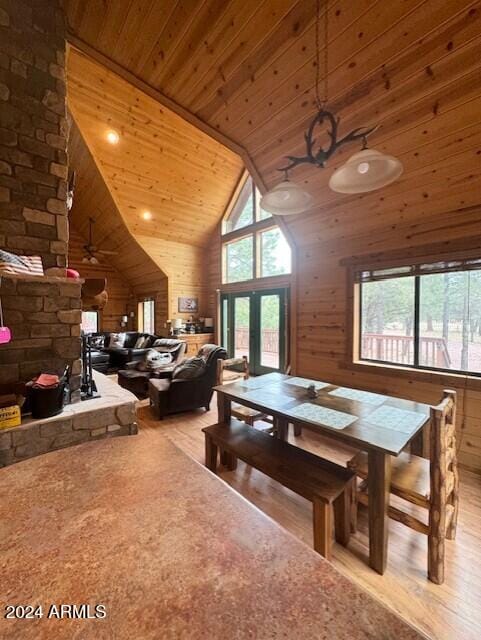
[67,48,243,247]
[63,0,481,254]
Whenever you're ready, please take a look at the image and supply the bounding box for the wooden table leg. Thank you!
[274,416,289,441]
[217,391,234,467]
[368,449,391,574]
[217,391,231,423]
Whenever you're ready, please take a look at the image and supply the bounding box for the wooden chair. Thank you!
[349,390,458,584]
[203,419,355,560]
[217,356,267,427]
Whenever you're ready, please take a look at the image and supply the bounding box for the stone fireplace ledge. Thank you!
[0,373,138,467]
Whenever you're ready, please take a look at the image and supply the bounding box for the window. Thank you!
[357,261,481,375]
[221,173,291,284]
[259,227,292,277]
[224,236,253,283]
[138,299,155,334]
[81,311,99,334]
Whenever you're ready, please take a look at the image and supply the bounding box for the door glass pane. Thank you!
[234,297,250,359]
[224,236,253,283]
[360,277,415,365]
[260,295,280,369]
[420,271,481,373]
[260,227,291,277]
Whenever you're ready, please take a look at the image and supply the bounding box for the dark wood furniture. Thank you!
[203,418,355,559]
[177,332,215,356]
[350,390,458,584]
[214,372,431,575]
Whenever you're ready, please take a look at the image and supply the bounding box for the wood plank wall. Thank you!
[63,0,481,471]
[68,226,133,332]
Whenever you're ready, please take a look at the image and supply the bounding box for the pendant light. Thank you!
[260,0,402,215]
[260,172,313,216]
[329,143,403,194]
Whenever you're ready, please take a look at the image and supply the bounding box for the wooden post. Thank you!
[313,497,331,560]
[428,400,447,585]
[368,449,391,574]
[274,416,289,441]
[333,483,352,547]
[204,434,218,472]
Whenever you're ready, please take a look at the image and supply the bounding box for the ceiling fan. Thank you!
[82,217,118,264]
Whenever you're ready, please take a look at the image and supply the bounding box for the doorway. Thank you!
[221,288,288,375]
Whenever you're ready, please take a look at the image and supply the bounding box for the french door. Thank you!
[221,288,288,375]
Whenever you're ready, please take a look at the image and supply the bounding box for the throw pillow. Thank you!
[172,356,206,380]
[137,349,172,371]
[109,333,126,348]
[134,336,148,348]
[90,335,105,349]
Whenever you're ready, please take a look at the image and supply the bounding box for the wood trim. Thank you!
[340,230,481,270]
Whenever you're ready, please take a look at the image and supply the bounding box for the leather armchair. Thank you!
[149,345,227,418]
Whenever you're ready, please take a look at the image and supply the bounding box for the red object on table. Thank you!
[66,268,80,279]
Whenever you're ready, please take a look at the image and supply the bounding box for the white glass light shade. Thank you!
[329,148,403,194]
[260,180,313,216]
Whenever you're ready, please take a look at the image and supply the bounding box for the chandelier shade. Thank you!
[260,180,313,216]
[328,148,403,194]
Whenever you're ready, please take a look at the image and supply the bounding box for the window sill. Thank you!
[340,359,481,392]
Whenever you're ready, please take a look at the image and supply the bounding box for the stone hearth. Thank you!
[0,372,138,467]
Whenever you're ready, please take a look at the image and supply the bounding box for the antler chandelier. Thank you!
[260,0,403,216]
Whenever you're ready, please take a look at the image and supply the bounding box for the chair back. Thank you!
[429,390,458,533]
[217,356,249,385]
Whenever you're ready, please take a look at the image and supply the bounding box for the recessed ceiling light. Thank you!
[142,210,152,221]
[106,130,119,145]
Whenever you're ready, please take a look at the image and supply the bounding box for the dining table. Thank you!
[214,372,432,575]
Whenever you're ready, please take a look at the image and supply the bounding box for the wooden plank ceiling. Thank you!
[67,48,243,248]
[63,0,481,246]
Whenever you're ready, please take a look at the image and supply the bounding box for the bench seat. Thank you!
[202,419,355,559]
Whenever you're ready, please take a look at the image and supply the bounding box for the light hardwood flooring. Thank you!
[136,400,481,640]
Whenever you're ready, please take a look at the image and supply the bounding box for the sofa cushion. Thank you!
[108,332,126,348]
[134,336,150,349]
[153,338,182,352]
[172,356,206,380]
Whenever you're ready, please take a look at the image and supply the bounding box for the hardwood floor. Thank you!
[136,401,481,640]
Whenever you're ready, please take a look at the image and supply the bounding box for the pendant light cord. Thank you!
[315,0,329,109]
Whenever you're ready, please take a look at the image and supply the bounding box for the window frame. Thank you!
[344,246,481,389]
[81,310,99,334]
[138,298,155,334]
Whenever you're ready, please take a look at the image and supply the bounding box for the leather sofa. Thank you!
[117,339,187,397]
[89,331,162,371]
[149,345,227,418]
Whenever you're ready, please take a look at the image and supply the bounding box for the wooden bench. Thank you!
[202,419,355,559]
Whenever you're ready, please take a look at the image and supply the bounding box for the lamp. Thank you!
[260,178,313,216]
[121,315,128,327]
[260,0,401,209]
[172,318,183,335]
[204,317,214,328]
[329,147,403,193]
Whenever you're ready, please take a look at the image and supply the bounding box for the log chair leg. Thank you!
[333,483,352,547]
[313,497,332,560]
[204,435,218,472]
[428,529,445,585]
